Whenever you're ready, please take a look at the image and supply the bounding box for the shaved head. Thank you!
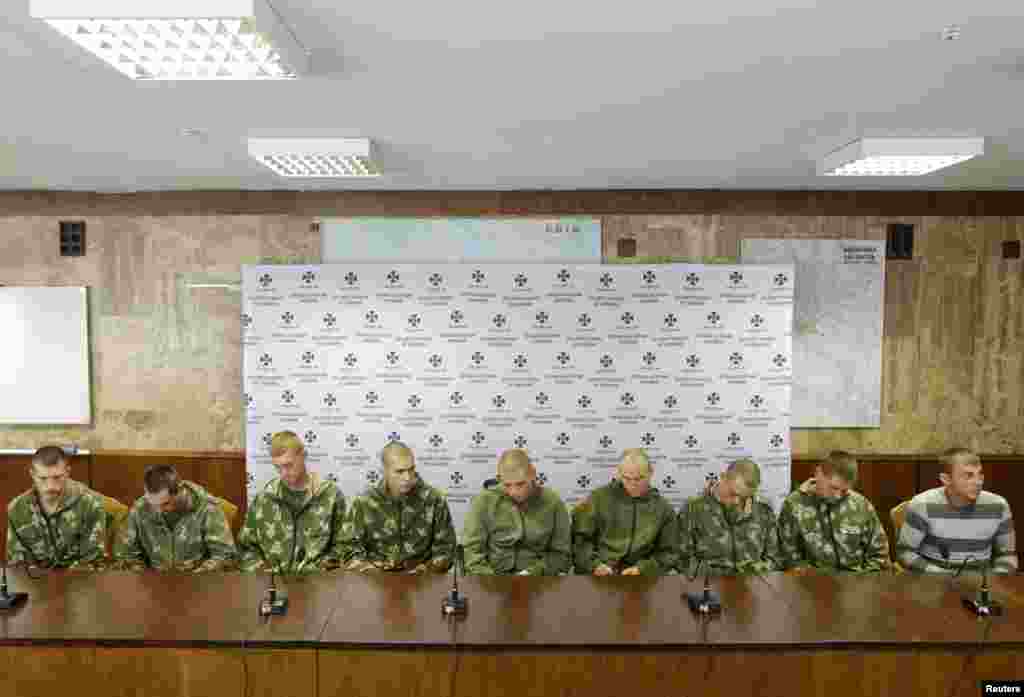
[381,441,414,470]
[498,449,532,481]
[497,449,536,503]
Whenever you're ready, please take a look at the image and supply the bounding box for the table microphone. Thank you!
[942,544,1003,617]
[259,571,288,617]
[685,557,722,615]
[0,560,29,611]
[442,544,467,616]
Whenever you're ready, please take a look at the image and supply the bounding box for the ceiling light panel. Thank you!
[30,0,308,80]
[821,137,984,176]
[247,138,382,178]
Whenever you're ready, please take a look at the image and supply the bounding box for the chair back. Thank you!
[101,494,130,557]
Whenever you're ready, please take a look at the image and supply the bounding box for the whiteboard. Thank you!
[322,217,601,263]
[0,287,92,424]
[741,239,884,427]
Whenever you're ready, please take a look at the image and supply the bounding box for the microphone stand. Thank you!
[259,571,289,617]
[0,561,29,610]
[684,558,722,615]
[956,558,1003,617]
[442,544,467,616]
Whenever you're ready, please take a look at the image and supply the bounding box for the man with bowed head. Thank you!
[6,445,107,570]
[341,441,456,574]
[571,448,680,575]
[777,450,890,574]
[115,463,237,572]
[678,458,780,575]
[238,431,350,574]
[462,448,571,575]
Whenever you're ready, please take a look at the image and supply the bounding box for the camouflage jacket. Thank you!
[5,479,107,569]
[679,487,781,576]
[571,480,680,575]
[341,476,456,573]
[777,478,890,573]
[463,482,572,575]
[238,474,348,574]
[114,481,237,572]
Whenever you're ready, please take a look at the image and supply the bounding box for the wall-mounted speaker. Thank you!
[886,223,913,260]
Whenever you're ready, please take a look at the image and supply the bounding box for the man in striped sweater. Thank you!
[897,448,1016,574]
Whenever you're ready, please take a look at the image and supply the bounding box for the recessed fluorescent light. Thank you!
[247,137,382,178]
[820,137,984,176]
[29,0,309,80]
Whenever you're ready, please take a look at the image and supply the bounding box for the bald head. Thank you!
[497,449,535,503]
[381,441,417,497]
[498,449,532,481]
[381,441,414,469]
[618,448,652,498]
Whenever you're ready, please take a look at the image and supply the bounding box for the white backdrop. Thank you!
[243,264,794,534]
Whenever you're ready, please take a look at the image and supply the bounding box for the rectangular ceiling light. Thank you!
[29,0,309,80]
[820,137,985,176]
[247,138,382,178]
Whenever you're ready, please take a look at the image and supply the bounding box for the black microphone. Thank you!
[943,545,1003,617]
[958,557,1003,617]
[0,560,29,611]
[684,557,722,615]
[442,544,467,616]
[259,570,289,617]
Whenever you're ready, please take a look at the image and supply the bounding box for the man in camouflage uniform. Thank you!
[572,448,679,575]
[341,441,456,573]
[463,449,571,575]
[238,431,348,574]
[678,458,780,575]
[6,445,107,570]
[114,463,237,572]
[777,451,890,574]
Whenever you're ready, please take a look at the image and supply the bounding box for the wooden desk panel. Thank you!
[246,574,344,646]
[1,573,1023,697]
[318,573,463,647]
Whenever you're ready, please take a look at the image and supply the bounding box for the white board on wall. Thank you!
[741,239,884,428]
[0,287,91,424]
[321,218,601,263]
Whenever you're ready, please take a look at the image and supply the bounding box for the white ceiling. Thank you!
[3,0,1024,192]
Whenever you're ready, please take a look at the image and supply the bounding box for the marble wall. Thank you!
[0,215,316,450]
[1,196,1021,455]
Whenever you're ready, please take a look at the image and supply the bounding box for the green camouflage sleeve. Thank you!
[638,508,681,575]
[5,514,30,566]
[861,506,890,573]
[527,500,572,576]
[322,490,348,570]
[194,504,238,573]
[736,505,780,575]
[427,496,456,573]
[237,498,270,573]
[69,494,109,570]
[760,505,782,572]
[570,497,600,574]
[776,499,808,570]
[113,510,149,571]
[462,495,497,575]
[677,501,696,576]
[340,496,371,571]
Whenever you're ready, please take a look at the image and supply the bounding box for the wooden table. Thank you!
[1,570,1021,697]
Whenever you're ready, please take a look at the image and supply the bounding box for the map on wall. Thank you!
[321,218,601,264]
[741,239,884,428]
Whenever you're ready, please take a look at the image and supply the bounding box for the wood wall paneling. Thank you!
[0,647,98,697]
[6,191,1024,217]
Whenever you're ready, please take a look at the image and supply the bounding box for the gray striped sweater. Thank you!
[896,487,1016,574]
